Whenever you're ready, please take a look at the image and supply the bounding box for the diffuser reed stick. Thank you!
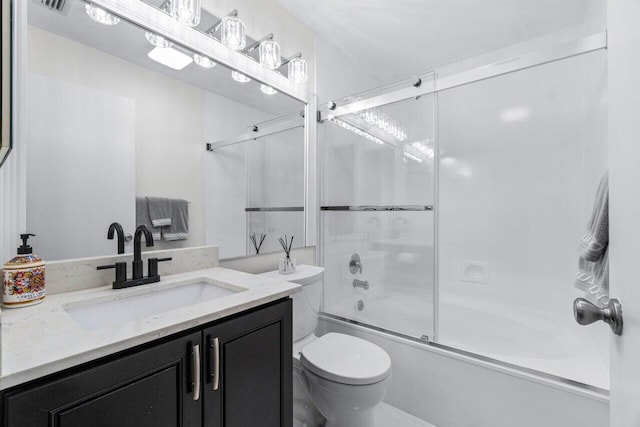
[278,235,294,259]
[250,232,266,254]
[278,235,295,274]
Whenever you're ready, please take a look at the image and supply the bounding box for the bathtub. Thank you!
[318,296,609,427]
[327,290,609,390]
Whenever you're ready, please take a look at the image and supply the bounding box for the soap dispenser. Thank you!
[2,234,46,308]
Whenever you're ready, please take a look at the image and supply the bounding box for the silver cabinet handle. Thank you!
[573,297,623,335]
[211,337,220,390]
[192,344,201,401]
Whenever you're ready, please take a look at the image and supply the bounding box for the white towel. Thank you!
[147,197,172,227]
[162,199,189,241]
[575,172,609,307]
[136,197,161,241]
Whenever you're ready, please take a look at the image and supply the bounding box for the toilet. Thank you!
[261,265,391,427]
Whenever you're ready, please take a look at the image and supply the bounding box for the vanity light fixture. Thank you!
[277,53,308,84]
[170,0,201,27]
[145,31,173,48]
[202,10,247,51]
[259,39,282,70]
[231,71,252,83]
[288,57,308,84]
[329,117,386,145]
[260,84,278,95]
[144,2,173,48]
[359,108,407,141]
[193,53,217,68]
[148,46,193,70]
[85,4,120,25]
[221,15,246,51]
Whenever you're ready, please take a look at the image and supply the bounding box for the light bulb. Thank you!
[85,4,120,25]
[288,58,308,84]
[260,84,278,95]
[170,0,201,27]
[221,16,246,51]
[145,31,173,48]
[193,53,216,68]
[231,71,251,83]
[259,40,281,70]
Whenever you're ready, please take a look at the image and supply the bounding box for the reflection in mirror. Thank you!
[25,0,306,261]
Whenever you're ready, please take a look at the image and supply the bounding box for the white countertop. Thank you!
[0,267,301,390]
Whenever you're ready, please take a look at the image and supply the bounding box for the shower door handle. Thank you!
[573,297,623,336]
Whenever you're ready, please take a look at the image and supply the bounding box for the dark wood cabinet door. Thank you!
[202,299,292,427]
[2,331,202,427]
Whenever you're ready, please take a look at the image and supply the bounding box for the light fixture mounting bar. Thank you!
[243,33,273,53]
[278,52,302,69]
[205,9,238,34]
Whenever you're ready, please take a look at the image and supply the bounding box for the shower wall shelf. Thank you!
[321,205,433,211]
[245,207,304,212]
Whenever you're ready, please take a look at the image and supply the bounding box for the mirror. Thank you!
[25,0,308,261]
[0,0,11,168]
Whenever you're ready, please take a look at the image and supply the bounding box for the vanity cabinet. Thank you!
[0,298,292,427]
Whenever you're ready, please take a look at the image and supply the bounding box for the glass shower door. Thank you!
[320,75,437,340]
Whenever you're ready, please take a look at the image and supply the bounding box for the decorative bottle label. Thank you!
[2,254,46,307]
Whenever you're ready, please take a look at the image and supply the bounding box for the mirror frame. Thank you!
[0,0,11,168]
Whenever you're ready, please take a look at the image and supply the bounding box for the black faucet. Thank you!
[132,225,154,279]
[97,223,128,286]
[98,223,171,289]
[107,222,125,254]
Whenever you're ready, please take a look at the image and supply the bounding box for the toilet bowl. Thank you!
[261,265,392,427]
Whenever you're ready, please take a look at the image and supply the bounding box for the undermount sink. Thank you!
[64,279,245,331]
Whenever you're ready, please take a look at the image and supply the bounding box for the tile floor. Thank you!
[375,402,435,427]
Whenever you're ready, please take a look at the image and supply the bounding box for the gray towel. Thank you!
[575,172,609,307]
[162,199,189,241]
[147,197,172,227]
[136,197,161,241]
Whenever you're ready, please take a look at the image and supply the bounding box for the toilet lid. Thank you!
[300,333,391,385]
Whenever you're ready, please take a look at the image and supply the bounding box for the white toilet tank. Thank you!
[260,265,324,342]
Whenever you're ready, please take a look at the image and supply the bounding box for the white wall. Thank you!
[314,35,383,105]
[26,73,136,260]
[0,1,27,268]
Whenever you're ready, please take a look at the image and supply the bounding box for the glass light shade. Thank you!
[259,40,281,70]
[85,4,120,25]
[170,0,201,27]
[193,53,216,68]
[260,84,278,95]
[287,58,308,84]
[231,71,251,83]
[145,31,173,48]
[221,16,246,51]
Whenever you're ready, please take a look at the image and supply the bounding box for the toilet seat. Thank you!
[300,333,391,386]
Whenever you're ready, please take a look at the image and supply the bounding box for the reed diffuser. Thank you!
[249,232,266,254]
[278,235,296,274]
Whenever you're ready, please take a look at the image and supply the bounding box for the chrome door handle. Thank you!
[211,337,220,391]
[192,344,201,401]
[573,297,623,336]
